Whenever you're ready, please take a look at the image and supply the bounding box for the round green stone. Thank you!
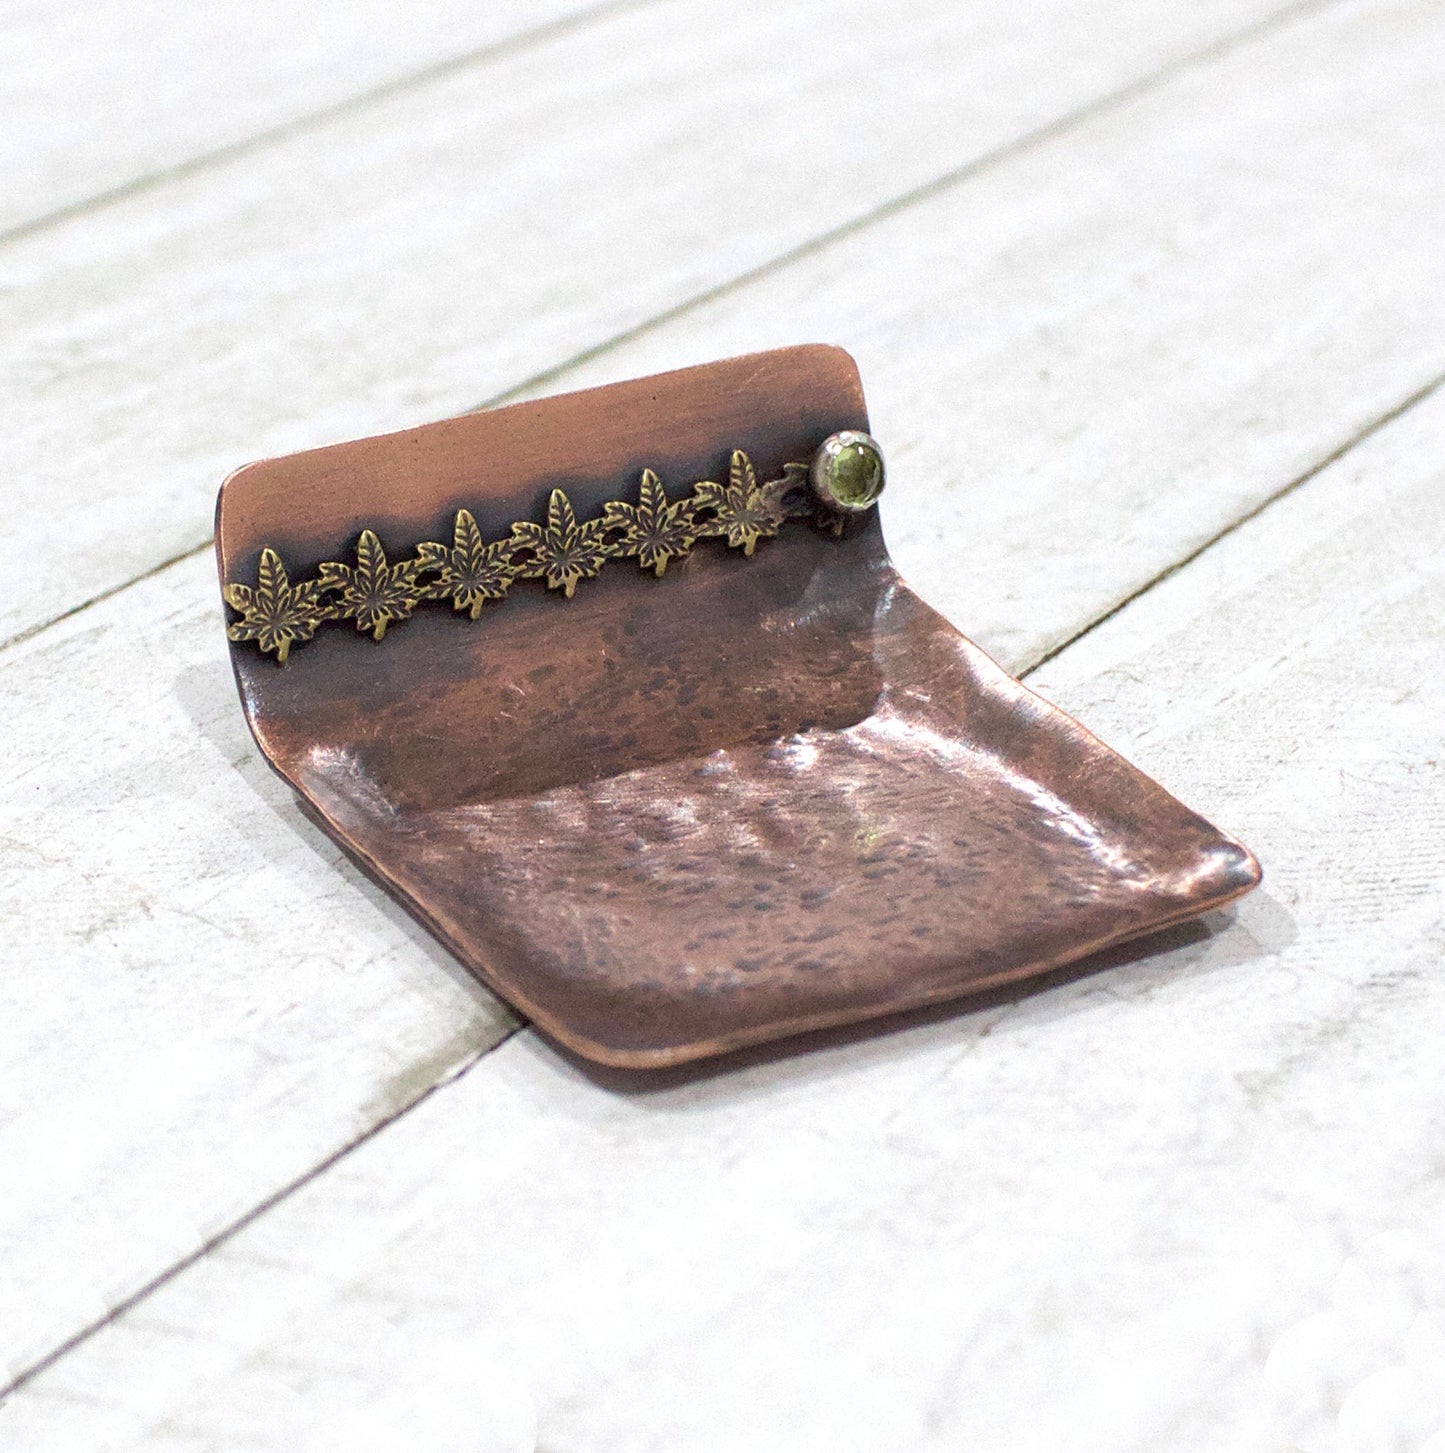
[827,440,883,508]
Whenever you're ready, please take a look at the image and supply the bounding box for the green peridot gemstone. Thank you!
[828,441,883,508]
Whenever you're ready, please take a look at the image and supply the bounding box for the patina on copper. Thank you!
[216,345,1260,1069]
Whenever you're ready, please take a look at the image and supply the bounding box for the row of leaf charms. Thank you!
[224,451,824,662]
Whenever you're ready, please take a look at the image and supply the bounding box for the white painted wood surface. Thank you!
[2,0,1337,1381]
[0,0,1298,650]
[9,299,1444,1453]
[0,0,1396,1386]
[533,0,1445,671]
[2,0,1442,1446]
[0,0,610,233]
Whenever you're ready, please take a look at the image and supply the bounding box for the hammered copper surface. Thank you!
[216,345,1260,1068]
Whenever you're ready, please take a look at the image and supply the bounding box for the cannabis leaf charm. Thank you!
[220,442,862,659]
[417,509,518,619]
[223,547,331,663]
[602,469,697,576]
[319,530,426,640]
[510,488,611,597]
[693,450,786,556]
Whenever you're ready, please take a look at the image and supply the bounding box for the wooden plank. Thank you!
[0,0,613,234]
[1,0,1433,1397]
[527,0,1445,672]
[0,551,520,1384]
[8,301,1442,1453]
[0,0,1305,651]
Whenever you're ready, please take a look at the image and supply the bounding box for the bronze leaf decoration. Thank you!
[223,451,838,661]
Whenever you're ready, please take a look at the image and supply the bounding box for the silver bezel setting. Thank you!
[810,430,886,514]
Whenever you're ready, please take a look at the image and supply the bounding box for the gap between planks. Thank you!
[484,0,1337,413]
[0,0,651,248]
[1025,365,1445,676]
[0,1024,524,1406]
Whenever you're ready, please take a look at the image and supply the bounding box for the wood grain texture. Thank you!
[0,0,1434,1394]
[0,551,517,1384]
[532,0,1445,671]
[0,0,614,233]
[0,0,1303,650]
[7,332,1441,1453]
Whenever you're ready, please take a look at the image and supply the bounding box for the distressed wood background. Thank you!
[2,1,1443,1449]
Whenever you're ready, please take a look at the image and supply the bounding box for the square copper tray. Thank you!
[216,345,1259,1067]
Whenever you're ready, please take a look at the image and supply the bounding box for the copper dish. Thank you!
[216,345,1259,1068]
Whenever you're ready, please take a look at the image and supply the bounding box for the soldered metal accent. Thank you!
[223,444,880,662]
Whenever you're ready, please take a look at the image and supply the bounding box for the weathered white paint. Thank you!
[0,551,518,1383]
[1,0,1332,1389]
[0,0,1436,1395]
[533,0,1445,671]
[2,1,1440,1445]
[8,315,1441,1453]
[0,0,1304,648]
[0,0,613,233]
